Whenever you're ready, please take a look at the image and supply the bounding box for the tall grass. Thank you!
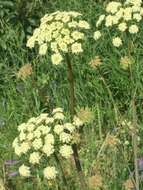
[1,0,143,189]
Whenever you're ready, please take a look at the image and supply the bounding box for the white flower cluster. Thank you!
[26,11,90,65]
[94,0,143,47]
[12,107,83,179]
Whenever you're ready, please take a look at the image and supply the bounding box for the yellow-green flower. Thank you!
[27,11,90,65]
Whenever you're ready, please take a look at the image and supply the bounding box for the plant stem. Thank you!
[54,153,68,190]
[132,98,140,190]
[66,54,75,119]
[97,103,103,141]
[66,54,87,190]
[128,39,139,190]
[97,68,119,124]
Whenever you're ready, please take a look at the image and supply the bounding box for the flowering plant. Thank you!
[94,0,143,47]
[26,11,90,65]
[12,107,83,180]
[25,11,90,189]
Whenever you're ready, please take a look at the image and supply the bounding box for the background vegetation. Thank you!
[1,0,143,189]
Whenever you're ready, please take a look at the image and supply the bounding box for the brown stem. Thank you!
[66,54,87,190]
[66,54,75,119]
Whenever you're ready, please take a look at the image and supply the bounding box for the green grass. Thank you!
[1,0,143,189]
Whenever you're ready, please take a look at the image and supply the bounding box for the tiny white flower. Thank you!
[27,132,34,141]
[39,125,51,135]
[60,145,73,158]
[27,124,35,132]
[54,124,64,135]
[29,152,40,164]
[129,24,139,33]
[43,166,57,180]
[93,31,102,40]
[58,42,68,52]
[14,145,22,156]
[64,123,75,133]
[60,132,72,143]
[42,144,54,156]
[33,129,41,138]
[12,137,19,148]
[106,2,121,14]
[26,36,35,48]
[118,22,127,32]
[53,112,65,120]
[45,134,55,145]
[78,20,90,29]
[28,117,37,124]
[105,15,113,27]
[71,42,83,54]
[45,117,54,124]
[71,31,84,40]
[112,37,122,47]
[73,116,83,127]
[51,53,63,65]
[96,15,105,27]
[39,43,47,55]
[133,13,142,22]
[51,42,58,52]
[18,123,27,132]
[21,142,30,154]
[19,132,26,141]
[32,138,43,150]
[19,164,30,177]
[52,107,63,114]
[68,21,78,28]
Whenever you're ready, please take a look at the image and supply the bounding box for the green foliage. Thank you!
[1,0,143,189]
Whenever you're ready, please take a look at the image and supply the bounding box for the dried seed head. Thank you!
[17,64,32,79]
[123,179,134,190]
[77,107,94,124]
[120,56,132,70]
[89,56,102,68]
[88,174,103,189]
[106,135,120,147]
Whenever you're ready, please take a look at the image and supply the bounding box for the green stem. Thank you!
[97,68,119,124]
[54,153,68,190]
[132,98,140,190]
[97,103,103,141]
[66,54,87,190]
[128,39,139,190]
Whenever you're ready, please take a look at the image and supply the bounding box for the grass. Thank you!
[1,0,143,189]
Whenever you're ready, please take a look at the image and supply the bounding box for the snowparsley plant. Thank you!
[12,107,83,180]
[27,11,90,65]
[94,0,143,47]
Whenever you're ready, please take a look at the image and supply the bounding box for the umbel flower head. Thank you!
[12,107,83,180]
[94,0,143,47]
[27,11,90,65]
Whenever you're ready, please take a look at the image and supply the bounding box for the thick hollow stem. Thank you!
[66,54,75,119]
[66,54,87,189]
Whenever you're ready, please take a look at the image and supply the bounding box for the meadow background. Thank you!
[1,0,143,189]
